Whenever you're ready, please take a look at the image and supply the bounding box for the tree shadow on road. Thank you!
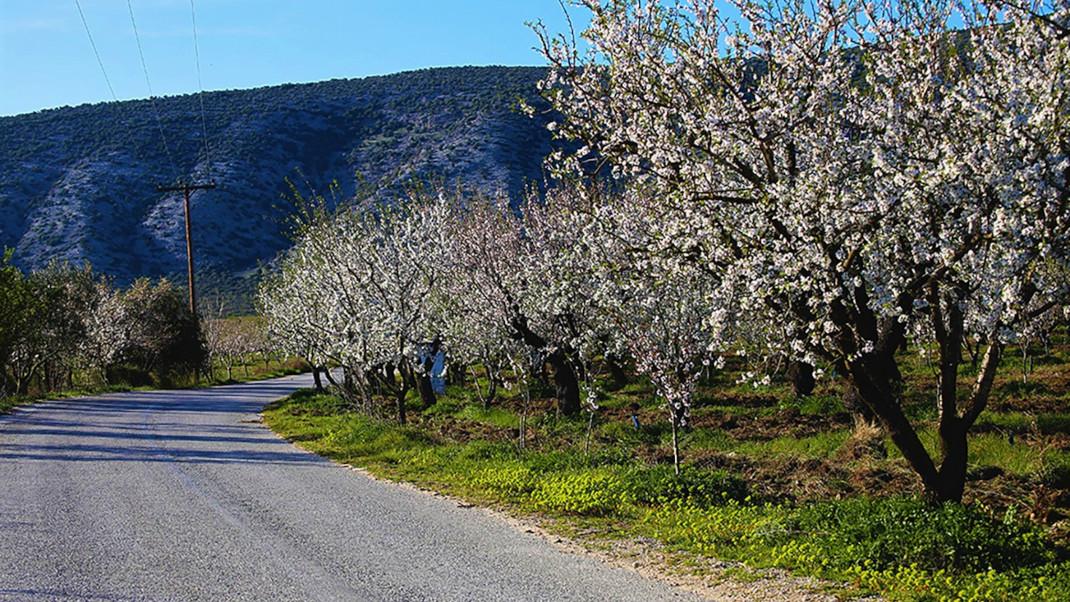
[0,441,327,466]
[0,378,325,466]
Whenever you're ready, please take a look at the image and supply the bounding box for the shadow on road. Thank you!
[0,378,321,467]
[0,442,324,466]
[0,588,138,601]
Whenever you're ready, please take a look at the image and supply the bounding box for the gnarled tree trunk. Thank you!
[509,310,581,417]
[787,360,815,397]
[605,353,629,390]
[546,349,581,417]
[416,337,441,409]
[834,284,1004,503]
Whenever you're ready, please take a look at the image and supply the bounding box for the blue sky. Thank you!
[0,0,590,116]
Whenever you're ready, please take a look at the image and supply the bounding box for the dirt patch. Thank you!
[689,407,853,441]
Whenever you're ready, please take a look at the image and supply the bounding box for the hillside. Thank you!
[0,66,555,300]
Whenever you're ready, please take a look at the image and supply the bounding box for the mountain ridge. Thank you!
[0,66,556,301]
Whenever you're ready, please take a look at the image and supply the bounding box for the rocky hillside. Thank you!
[0,66,555,300]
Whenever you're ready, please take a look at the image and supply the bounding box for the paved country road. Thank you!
[0,375,701,602]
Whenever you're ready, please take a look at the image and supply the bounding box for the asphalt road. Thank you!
[0,375,700,602]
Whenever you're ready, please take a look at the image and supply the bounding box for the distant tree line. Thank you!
[201,311,275,382]
[0,250,206,398]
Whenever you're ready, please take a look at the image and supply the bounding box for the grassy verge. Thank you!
[264,390,1070,601]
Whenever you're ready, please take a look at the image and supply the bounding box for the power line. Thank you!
[74,0,216,323]
[73,0,118,102]
[189,0,213,180]
[126,0,180,183]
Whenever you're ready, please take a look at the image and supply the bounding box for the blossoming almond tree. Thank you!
[436,196,531,408]
[257,228,346,391]
[83,282,131,385]
[438,192,596,416]
[352,195,451,419]
[578,186,731,473]
[203,316,269,382]
[519,190,618,413]
[537,0,1069,501]
[261,191,450,423]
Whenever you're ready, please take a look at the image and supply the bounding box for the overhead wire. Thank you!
[189,0,213,181]
[126,0,181,184]
[75,0,214,187]
[73,0,118,102]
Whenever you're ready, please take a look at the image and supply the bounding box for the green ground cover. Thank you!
[263,335,1070,600]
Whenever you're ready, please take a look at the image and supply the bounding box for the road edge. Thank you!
[256,407,851,602]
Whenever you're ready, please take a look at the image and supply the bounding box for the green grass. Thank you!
[642,498,1070,601]
[882,426,1070,477]
[264,390,1070,601]
[777,393,846,416]
[975,412,1070,435]
[735,430,852,460]
[684,413,854,462]
[967,433,1069,477]
[455,405,521,429]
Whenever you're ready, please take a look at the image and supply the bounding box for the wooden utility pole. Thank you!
[155,180,216,317]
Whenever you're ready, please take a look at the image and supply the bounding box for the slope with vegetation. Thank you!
[0,66,555,295]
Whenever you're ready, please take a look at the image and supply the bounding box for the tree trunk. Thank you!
[787,360,815,397]
[389,363,411,425]
[344,366,355,395]
[395,387,408,425]
[965,337,983,370]
[935,418,968,503]
[484,377,498,410]
[846,354,943,497]
[509,311,581,417]
[417,337,441,409]
[843,382,876,421]
[312,367,323,392]
[929,283,968,503]
[670,410,681,476]
[841,292,996,503]
[1021,344,1031,384]
[605,353,628,390]
[15,370,30,396]
[447,362,465,386]
[417,372,436,408]
[547,349,581,417]
[584,411,593,456]
[323,366,339,387]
